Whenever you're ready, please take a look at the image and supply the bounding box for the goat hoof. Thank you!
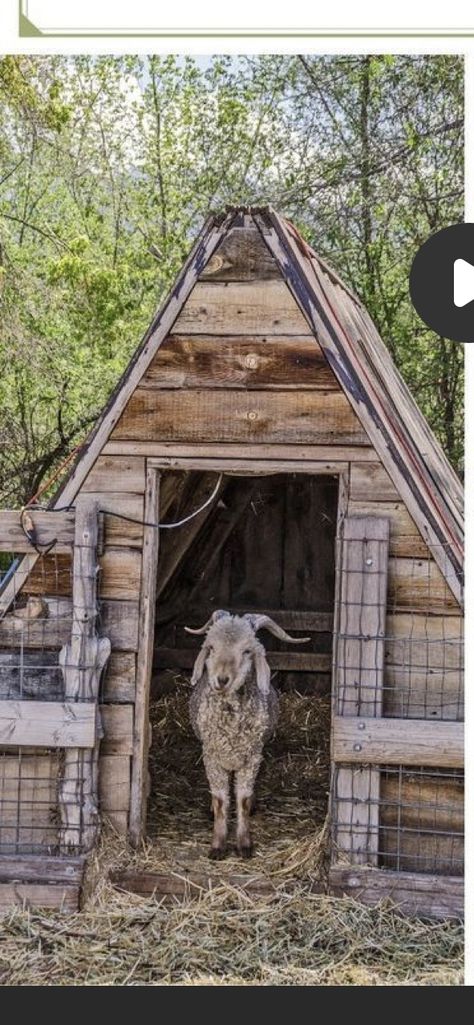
[209,847,226,861]
[237,844,254,860]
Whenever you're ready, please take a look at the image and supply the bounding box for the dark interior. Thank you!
[147,471,338,856]
[153,473,339,695]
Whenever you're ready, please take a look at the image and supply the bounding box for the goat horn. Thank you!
[243,613,310,644]
[184,609,230,634]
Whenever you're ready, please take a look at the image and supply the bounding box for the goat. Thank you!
[187,610,309,859]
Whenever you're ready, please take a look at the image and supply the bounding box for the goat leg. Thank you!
[204,758,230,859]
[235,759,261,858]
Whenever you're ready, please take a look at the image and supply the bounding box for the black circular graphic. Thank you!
[409,223,474,343]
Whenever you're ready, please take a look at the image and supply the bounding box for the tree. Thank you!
[0,54,464,507]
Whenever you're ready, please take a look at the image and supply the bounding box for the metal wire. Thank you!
[331,764,464,876]
[0,526,464,869]
[0,552,91,855]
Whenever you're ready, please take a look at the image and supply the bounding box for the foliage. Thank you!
[0,55,464,504]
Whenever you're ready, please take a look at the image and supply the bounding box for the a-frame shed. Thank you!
[0,207,463,917]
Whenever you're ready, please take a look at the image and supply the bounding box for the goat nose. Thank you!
[217,675,230,689]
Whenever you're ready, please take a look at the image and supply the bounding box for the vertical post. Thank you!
[332,516,389,866]
[59,497,111,852]
[129,466,160,846]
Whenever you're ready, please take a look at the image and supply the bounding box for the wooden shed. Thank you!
[0,207,464,919]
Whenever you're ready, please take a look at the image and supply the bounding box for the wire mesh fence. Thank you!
[332,530,463,877]
[0,748,89,855]
[0,550,72,700]
[0,522,464,874]
[334,541,464,721]
[331,764,464,876]
[0,550,96,856]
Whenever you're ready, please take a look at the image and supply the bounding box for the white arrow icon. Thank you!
[453,258,474,307]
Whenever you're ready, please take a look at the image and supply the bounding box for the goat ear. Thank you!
[254,647,271,696]
[190,644,209,687]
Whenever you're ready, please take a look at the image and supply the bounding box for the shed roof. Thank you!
[1,206,463,613]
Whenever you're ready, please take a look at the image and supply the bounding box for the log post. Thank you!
[59,497,110,853]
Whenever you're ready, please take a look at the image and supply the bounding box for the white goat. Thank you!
[187,610,309,859]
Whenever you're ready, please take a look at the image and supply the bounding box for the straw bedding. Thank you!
[0,682,464,986]
[145,680,332,879]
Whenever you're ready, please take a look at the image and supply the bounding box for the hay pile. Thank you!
[0,881,463,986]
[0,683,464,986]
[145,679,331,879]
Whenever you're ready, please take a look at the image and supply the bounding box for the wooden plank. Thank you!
[0,882,81,912]
[283,475,337,616]
[254,212,462,605]
[332,765,380,866]
[102,652,136,703]
[336,517,389,716]
[333,516,389,867]
[384,613,464,721]
[84,494,144,548]
[150,457,347,476]
[170,608,334,633]
[171,280,309,335]
[101,601,139,652]
[130,468,160,845]
[329,866,463,921]
[0,755,59,853]
[142,335,338,391]
[22,554,72,597]
[103,442,378,462]
[113,389,367,445]
[341,288,464,534]
[154,647,331,673]
[0,701,96,748]
[0,854,85,884]
[350,462,399,502]
[0,511,75,554]
[82,456,145,494]
[99,549,142,601]
[199,226,280,281]
[388,558,459,614]
[348,500,429,558]
[99,754,131,833]
[101,703,134,756]
[380,774,464,875]
[333,716,464,768]
[58,497,111,852]
[110,868,280,899]
[0,599,139,652]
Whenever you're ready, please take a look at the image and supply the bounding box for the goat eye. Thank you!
[243,649,251,655]
[207,646,214,654]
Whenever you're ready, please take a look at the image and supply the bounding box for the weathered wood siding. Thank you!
[0,223,463,856]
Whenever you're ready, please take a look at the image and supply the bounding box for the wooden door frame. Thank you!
[128,458,464,920]
[129,455,349,846]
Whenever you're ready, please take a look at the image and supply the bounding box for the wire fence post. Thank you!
[58,498,110,852]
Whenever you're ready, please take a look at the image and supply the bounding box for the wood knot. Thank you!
[244,354,259,370]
